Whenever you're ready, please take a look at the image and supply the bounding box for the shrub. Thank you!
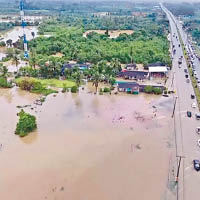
[62,83,67,93]
[164,90,168,94]
[144,85,153,93]
[15,110,37,137]
[103,87,110,92]
[0,77,12,88]
[71,85,78,93]
[99,88,103,95]
[0,41,6,47]
[16,78,57,96]
[153,87,162,95]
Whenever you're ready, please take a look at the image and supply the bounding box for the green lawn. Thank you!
[16,77,76,88]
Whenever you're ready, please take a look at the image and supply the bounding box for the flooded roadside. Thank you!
[0,86,174,200]
[2,26,38,43]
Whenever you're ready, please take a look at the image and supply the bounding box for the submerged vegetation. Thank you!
[16,77,58,96]
[15,109,37,137]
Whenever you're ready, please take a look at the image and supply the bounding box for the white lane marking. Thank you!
[185,164,193,171]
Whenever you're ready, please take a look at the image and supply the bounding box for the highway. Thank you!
[161,4,200,200]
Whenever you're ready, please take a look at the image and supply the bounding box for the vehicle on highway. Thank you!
[178,58,182,65]
[197,79,200,84]
[192,103,197,108]
[196,127,200,134]
[184,69,188,73]
[185,74,188,78]
[198,140,200,147]
[193,160,200,171]
[186,79,190,83]
[191,94,195,99]
[194,71,197,76]
[195,114,200,120]
[187,111,192,117]
[178,44,181,47]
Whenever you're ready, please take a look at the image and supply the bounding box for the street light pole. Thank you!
[172,96,178,118]
[175,155,185,183]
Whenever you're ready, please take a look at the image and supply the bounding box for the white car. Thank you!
[196,127,200,134]
[192,103,197,108]
[198,139,200,147]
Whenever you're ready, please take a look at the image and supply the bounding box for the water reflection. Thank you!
[21,131,38,144]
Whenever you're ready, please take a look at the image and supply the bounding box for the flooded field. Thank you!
[0,86,173,200]
[2,26,38,43]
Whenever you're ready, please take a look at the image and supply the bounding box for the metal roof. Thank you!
[149,66,168,73]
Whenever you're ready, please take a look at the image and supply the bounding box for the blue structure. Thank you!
[20,0,28,58]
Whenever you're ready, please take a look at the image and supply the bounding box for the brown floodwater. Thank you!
[0,86,173,200]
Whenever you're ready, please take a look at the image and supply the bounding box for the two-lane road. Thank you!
[161,4,200,200]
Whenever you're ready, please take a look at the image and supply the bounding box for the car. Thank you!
[191,94,195,99]
[193,160,200,171]
[198,139,200,147]
[196,127,200,134]
[186,79,190,83]
[196,114,200,120]
[198,79,200,84]
[185,74,189,78]
[184,69,188,73]
[187,111,192,117]
[192,103,197,108]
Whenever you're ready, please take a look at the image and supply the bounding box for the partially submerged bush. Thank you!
[153,87,162,95]
[144,85,153,93]
[16,78,57,96]
[144,85,162,95]
[15,109,37,137]
[0,77,12,88]
[71,85,78,93]
[103,87,110,93]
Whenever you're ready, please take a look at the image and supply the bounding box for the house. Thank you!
[125,63,137,71]
[117,82,140,94]
[117,82,165,94]
[144,62,166,70]
[118,70,149,81]
[61,63,91,75]
[148,66,168,79]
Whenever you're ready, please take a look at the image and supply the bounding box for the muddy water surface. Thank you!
[0,86,173,200]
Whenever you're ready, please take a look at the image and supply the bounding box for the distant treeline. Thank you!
[164,3,195,16]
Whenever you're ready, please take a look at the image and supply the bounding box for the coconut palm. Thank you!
[72,70,83,87]
[91,70,102,93]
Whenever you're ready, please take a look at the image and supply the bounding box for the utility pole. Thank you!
[172,96,178,118]
[175,155,185,183]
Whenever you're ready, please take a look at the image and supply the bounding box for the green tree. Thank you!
[15,109,37,137]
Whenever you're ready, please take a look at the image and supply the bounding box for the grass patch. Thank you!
[16,77,75,88]
[40,79,75,88]
[15,77,58,96]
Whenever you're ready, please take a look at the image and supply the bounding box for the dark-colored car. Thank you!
[195,114,200,120]
[185,74,189,78]
[191,94,195,99]
[187,111,192,118]
[184,69,188,73]
[193,160,200,171]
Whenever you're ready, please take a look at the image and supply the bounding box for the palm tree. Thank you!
[91,70,102,93]
[31,32,35,39]
[73,70,83,87]
[12,50,20,72]
[0,64,8,78]
[29,49,37,69]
